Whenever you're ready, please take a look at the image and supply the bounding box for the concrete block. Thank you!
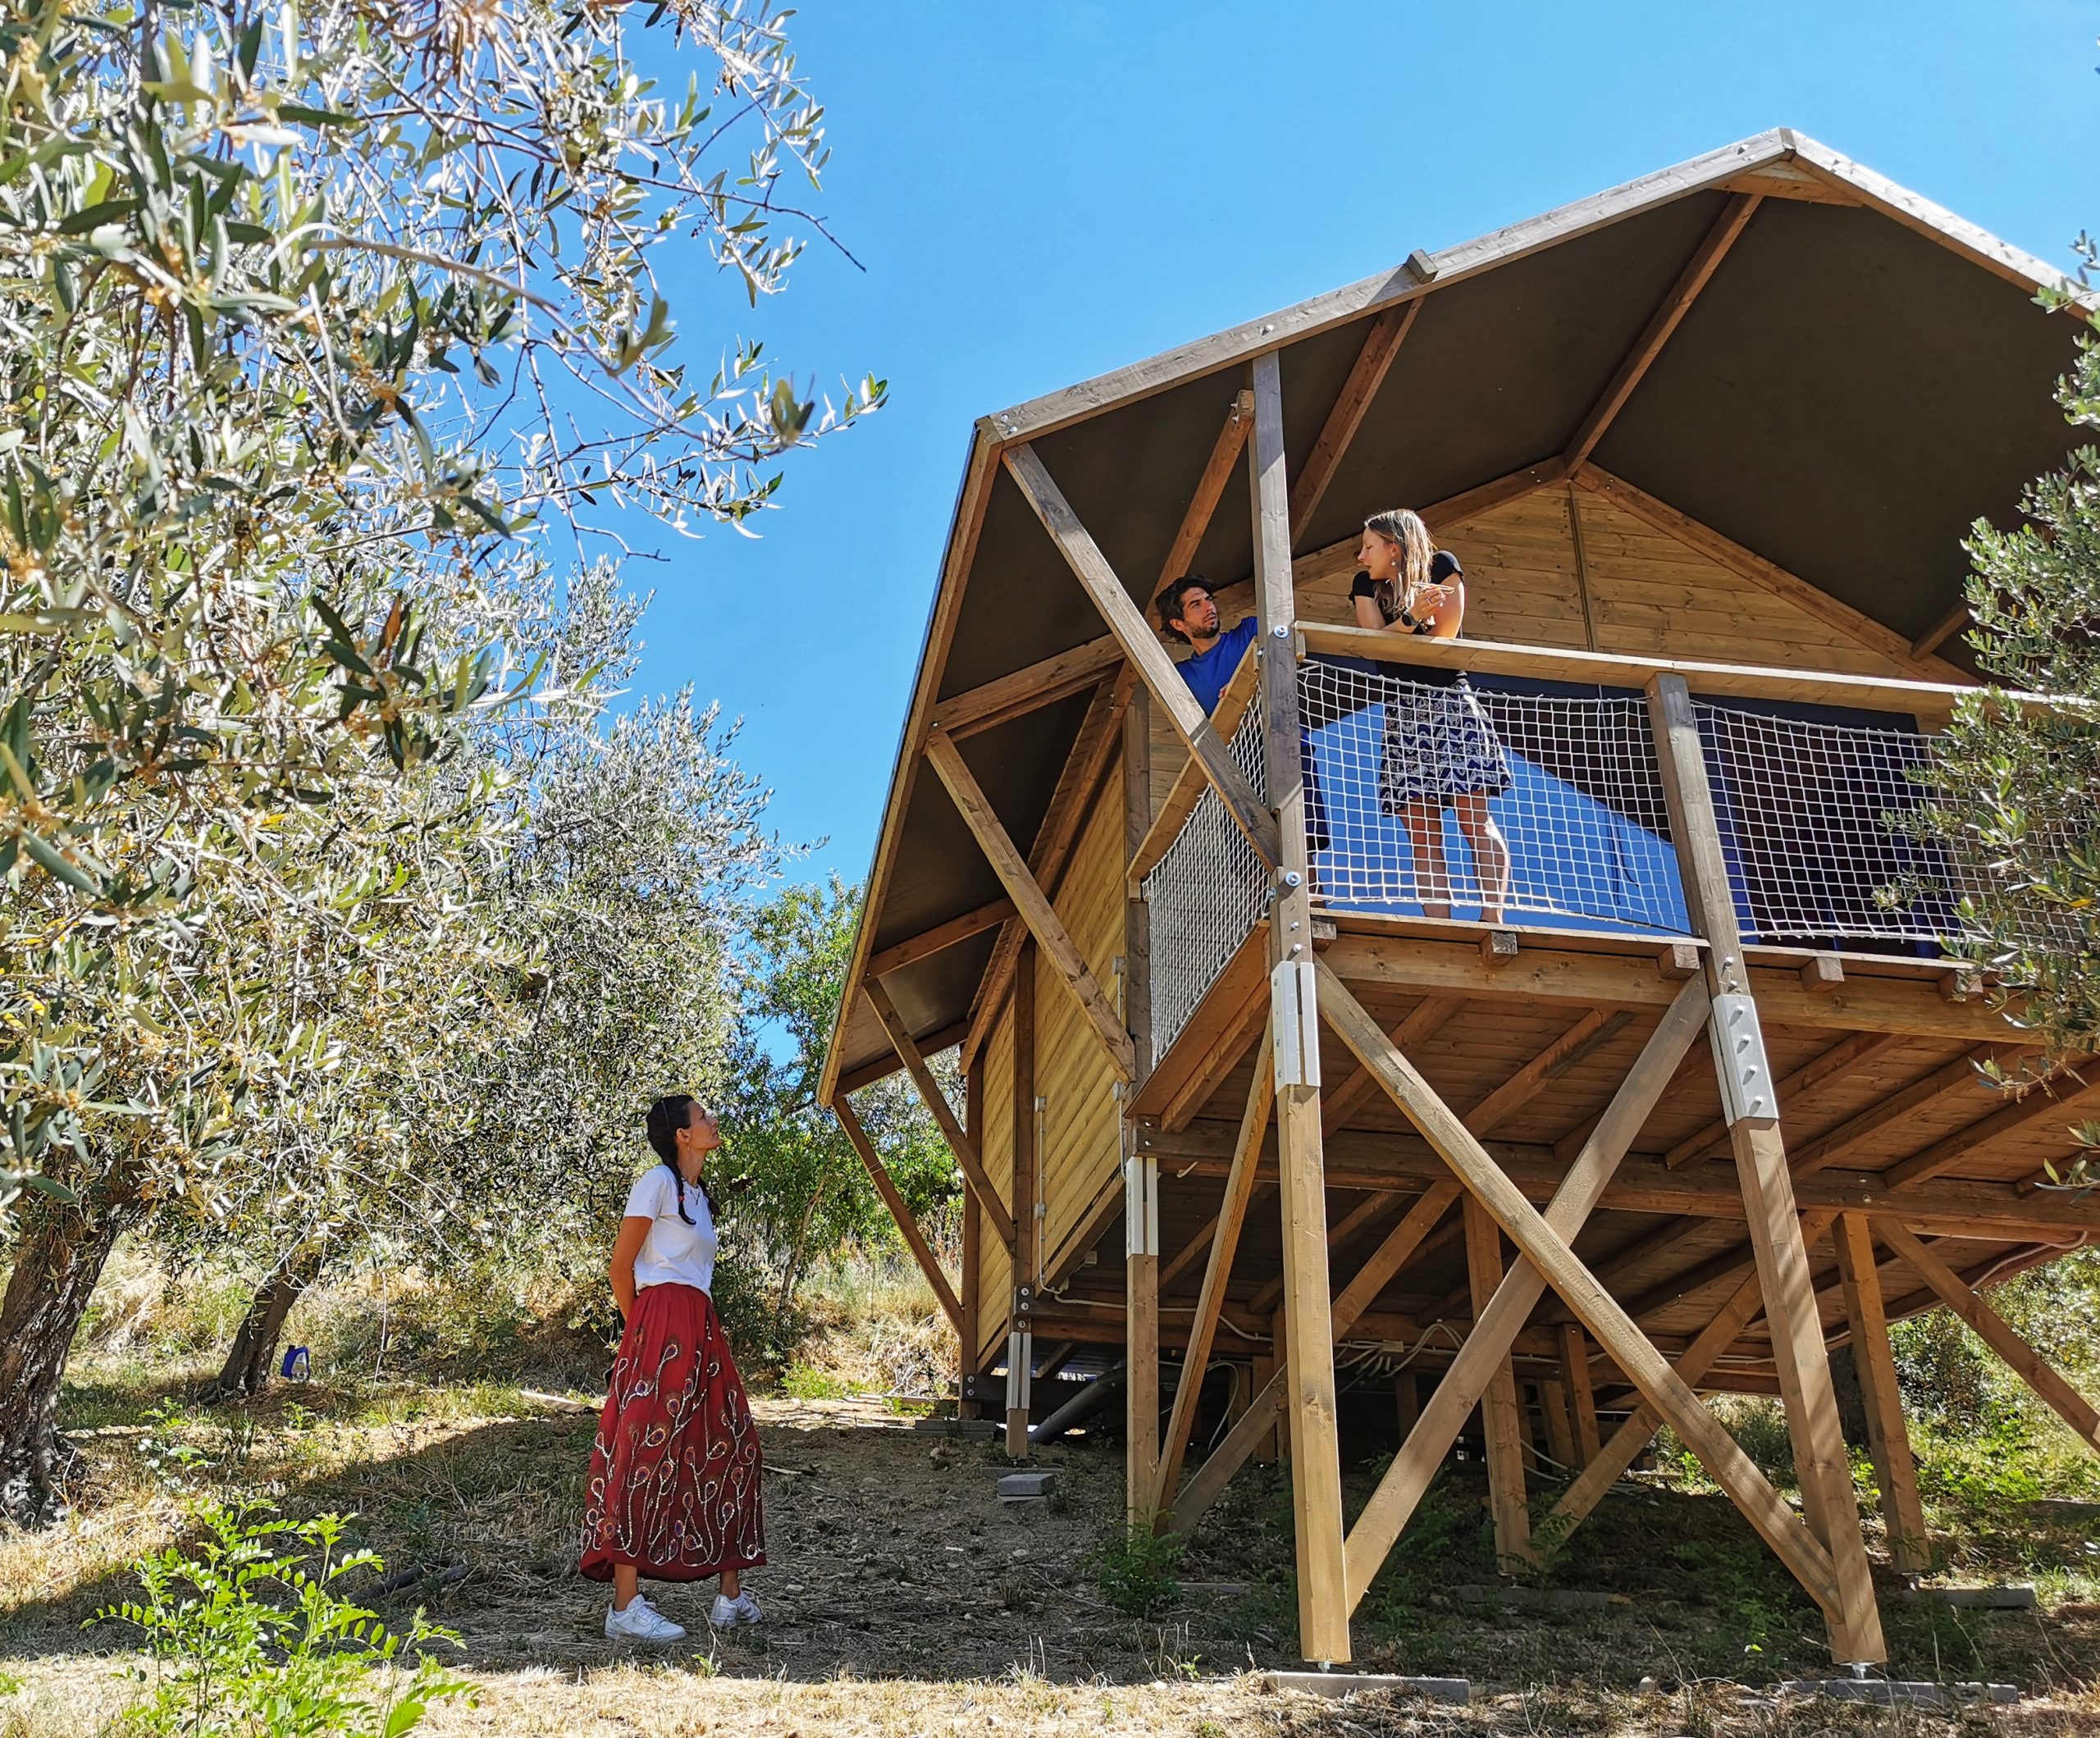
[1263,1672,1470,1704]
[998,1471,1054,1500]
[1780,1680,2019,1706]
[1901,1585,2037,1609]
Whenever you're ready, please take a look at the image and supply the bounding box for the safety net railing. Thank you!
[1299,659,1688,934]
[1142,700,1269,1065]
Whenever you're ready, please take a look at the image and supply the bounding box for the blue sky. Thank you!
[619,2,2100,892]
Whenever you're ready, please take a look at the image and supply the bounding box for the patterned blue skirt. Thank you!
[1379,678,1513,810]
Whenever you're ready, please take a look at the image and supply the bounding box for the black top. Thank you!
[1351,550,1464,687]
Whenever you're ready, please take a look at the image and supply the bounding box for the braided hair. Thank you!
[646,1093,718,1225]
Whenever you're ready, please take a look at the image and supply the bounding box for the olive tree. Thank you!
[0,0,875,1520]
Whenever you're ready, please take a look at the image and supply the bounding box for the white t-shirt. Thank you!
[622,1165,719,1294]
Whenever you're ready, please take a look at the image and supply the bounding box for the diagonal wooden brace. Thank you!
[1313,958,1845,1623]
[1341,978,1711,1608]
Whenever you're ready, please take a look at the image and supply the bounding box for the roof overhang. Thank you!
[819,128,2089,1105]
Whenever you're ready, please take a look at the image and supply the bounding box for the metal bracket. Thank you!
[1124,1153,1160,1257]
[1710,992,1778,1125]
[1271,958,1322,1089]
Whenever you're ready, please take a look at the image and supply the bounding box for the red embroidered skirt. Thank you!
[578,1282,766,1583]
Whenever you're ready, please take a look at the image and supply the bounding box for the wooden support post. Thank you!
[1252,348,1349,1667]
[864,977,1018,1245]
[1395,1368,1420,1438]
[1874,1220,2100,1453]
[1314,960,1851,1634]
[1128,1136,1162,1519]
[1465,1194,1533,1567]
[833,1096,963,1332]
[1153,1035,1273,1520]
[1646,670,1884,1664]
[1559,1323,1601,1470]
[1833,1214,1930,1573]
[1003,442,1281,867]
[922,728,1135,1084]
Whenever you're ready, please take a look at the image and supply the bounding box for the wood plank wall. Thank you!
[1150,485,1908,808]
[976,1001,1016,1371]
[1037,773,1128,1272]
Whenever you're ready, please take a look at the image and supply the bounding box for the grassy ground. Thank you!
[5,1252,2100,1735]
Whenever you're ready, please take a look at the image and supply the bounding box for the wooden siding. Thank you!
[1037,767,1129,1274]
[975,997,1016,1371]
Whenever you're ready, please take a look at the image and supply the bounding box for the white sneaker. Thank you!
[709,1590,761,1628]
[605,1595,686,1643]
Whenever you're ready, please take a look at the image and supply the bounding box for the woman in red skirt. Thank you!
[581,1094,765,1642]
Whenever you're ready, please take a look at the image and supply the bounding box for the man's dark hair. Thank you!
[1153,575,1215,645]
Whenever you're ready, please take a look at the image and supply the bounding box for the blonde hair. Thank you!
[1363,509,1436,624]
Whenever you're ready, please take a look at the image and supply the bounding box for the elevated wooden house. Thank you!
[818,130,2100,1667]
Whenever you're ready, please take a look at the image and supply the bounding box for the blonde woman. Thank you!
[1352,509,1512,920]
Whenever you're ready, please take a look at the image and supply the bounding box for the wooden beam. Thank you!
[1159,389,1256,587]
[1647,668,1884,1664]
[1463,1008,1632,1136]
[1298,621,1987,723]
[929,635,1125,738]
[1580,466,1962,683]
[867,899,1017,979]
[1833,1213,1929,1573]
[1788,1044,2010,1176]
[1664,1032,1909,1170]
[1883,1070,2100,1190]
[864,978,1018,1246]
[1289,303,1420,533]
[1141,1129,2100,1243]
[924,728,1135,1084]
[1911,600,1971,662]
[1312,958,1851,1631]
[1560,1322,1601,1468]
[1153,1038,1273,1518]
[833,1095,963,1331]
[835,1020,969,1097]
[961,670,1137,1073]
[1002,442,1281,868]
[1872,1220,2100,1453]
[1251,349,1350,1667]
[1340,978,1711,1606]
[1466,1193,1534,1568]
[1127,641,1262,892]
[1247,1188,1403,1320]
[1564,194,1760,468]
[1322,997,1458,1136]
[1163,978,1271,1133]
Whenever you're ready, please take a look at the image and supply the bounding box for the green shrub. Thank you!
[94,1499,470,1738]
[1092,1521,1184,1618]
[782,1363,848,1400]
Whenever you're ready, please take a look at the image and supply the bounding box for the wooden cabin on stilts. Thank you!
[818,130,2100,1668]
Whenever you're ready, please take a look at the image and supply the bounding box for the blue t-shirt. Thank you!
[1177,617,1258,714]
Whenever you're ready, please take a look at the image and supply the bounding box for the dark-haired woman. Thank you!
[1354,508,1512,921]
[581,1095,765,1642]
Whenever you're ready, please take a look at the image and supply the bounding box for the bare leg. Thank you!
[1401,801,1451,919]
[722,1568,742,1599]
[1454,794,1511,922]
[613,1564,639,1611]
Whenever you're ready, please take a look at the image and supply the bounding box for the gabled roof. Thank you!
[820,129,2088,1104]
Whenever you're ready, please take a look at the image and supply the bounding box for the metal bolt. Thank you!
[1271,623,1290,639]
[1281,870,1303,888]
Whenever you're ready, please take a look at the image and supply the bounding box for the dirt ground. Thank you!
[6,1389,2100,1735]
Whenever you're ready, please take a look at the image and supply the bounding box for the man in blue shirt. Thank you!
[1153,576,1328,855]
